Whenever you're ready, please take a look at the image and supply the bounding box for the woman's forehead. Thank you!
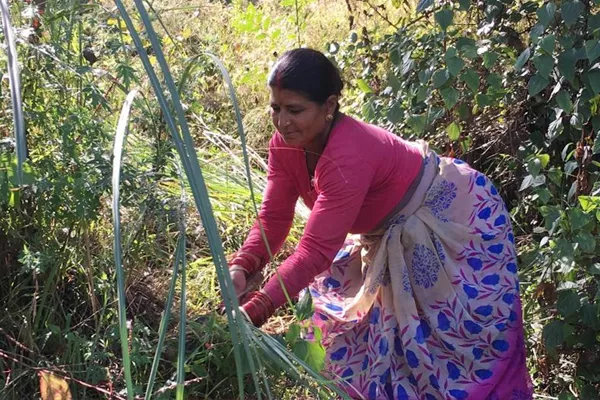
[269,87,313,105]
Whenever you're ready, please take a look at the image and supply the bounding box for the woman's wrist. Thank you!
[229,251,263,274]
[241,290,276,327]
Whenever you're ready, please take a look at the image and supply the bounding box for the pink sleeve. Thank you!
[237,137,299,273]
[263,154,375,308]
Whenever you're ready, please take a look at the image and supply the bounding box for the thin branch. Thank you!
[359,0,398,29]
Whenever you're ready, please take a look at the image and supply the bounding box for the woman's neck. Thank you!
[303,112,341,155]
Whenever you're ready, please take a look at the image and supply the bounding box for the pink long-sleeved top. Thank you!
[240,115,424,308]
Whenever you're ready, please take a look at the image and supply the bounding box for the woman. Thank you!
[229,48,533,400]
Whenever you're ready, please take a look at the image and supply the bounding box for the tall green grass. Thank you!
[112,89,139,397]
[109,1,350,399]
[0,0,27,184]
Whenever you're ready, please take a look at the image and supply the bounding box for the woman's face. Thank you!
[269,87,336,148]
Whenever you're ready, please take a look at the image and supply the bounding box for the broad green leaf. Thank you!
[527,158,542,177]
[461,68,479,93]
[514,48,531,71]
[295,291,314,321]
[519,175,534,191]
[416,86,430,103]
[547,168,564,186]
[570,113,584,130]
[537,2,557,26]
[418,67,435,84]
[487,73,502,91]
[476,93,491,107]
[446,56,465,77]
[285,324,301,344]
[541,205,562,231]
[565,160,578,175]
[533,54,554,78]
[440,87,459,109]
[446,121,462,141]
[536,187,553,203]
[555,238,575,273]
[585,40,600,62]
[416,0,434,13]
[579,196,600,211]
[538,154,551,168]
[594,133,600,154]
[528,74,550,96]
[556,90,573,113]
[568,207,589,231]
[584,70,600,95]
[292,340,326,372]
[543,320,565,351]
[427,107,445,123]
[590,13,600,34]
[387,103,404,123]
[407,114,427,134]
[539,34,556,54]
[432,69,451,88]
[563,323,575,342]
[558,290,580,317]
[530,23,546,41]
[483,51,499,69]
[435,8,454,32]
[576,231,596,253]
[548,116,564,141]
[356,79,372,94]
[362,99,376,121]
[557,49,578,82]
[568,181,578,200]
[456,37,478,59]
[387,71,401,91]
[400,52,415,75]
[582,303,600,330]
[457,103,471,121]
[561,0,583,27]
[458,0,470,11]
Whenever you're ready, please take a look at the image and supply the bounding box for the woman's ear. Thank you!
[325,95,338,115]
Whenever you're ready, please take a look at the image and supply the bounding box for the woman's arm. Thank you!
[261,154,375,309]
[230,136,300,275]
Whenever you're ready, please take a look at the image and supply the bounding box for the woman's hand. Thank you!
[230,267,247,297]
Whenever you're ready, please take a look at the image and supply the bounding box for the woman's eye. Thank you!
[289,109,303,115]
[271,107,280,113]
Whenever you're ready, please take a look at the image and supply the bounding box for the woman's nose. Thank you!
[278,114,290,128]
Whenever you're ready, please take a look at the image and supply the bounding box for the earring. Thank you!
[326,114,333,121]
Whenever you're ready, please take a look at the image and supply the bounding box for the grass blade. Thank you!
[0,0,27,185]
[145,235,183,400]
[176,231,186,400]
[111,89,139,400]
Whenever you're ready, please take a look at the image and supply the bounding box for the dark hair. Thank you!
[268,48,344,104]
